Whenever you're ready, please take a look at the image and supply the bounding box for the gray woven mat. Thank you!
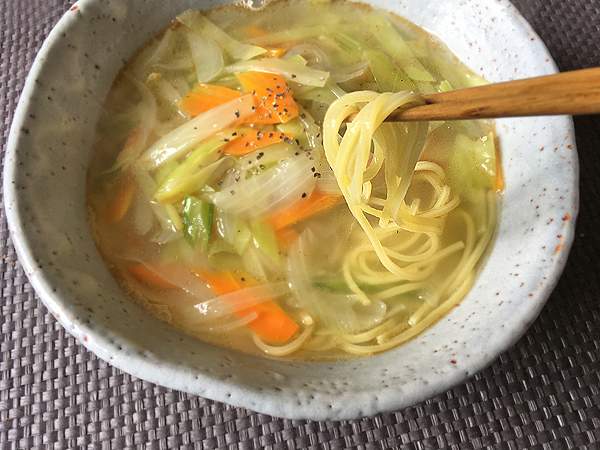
[1,1,599,449]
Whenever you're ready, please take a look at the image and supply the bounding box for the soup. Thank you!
[87,0,501,359]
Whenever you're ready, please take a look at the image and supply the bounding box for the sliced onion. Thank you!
[332,61,369,83]
[152,58,194,72]
[146,29,175,67]
[140,94,256,169]
[193,282,289,320]
[285,43,331,68]
[185,29,224,83]
[151,228,181,245]
[211,153,317,217]
[132,192,154,236]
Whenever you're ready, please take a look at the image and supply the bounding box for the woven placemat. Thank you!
[1,1,599,449]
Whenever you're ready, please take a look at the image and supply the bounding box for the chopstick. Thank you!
[384,67,600,122]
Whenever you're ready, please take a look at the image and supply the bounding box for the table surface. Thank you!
[1,1,600,449]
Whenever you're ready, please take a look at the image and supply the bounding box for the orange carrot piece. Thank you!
[268,191,342,231]
[180,84,241,117]
[236,72,299,124]
[194,270,300,344]
[223,128,290,156]
[128,264,175,289]
[106,175,136,223]
[275,227,300,250]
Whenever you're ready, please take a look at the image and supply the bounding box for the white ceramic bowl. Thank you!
[4,0,578,420]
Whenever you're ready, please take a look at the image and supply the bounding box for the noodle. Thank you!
[320,91,497,356]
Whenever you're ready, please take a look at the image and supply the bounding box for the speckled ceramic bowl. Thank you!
[4,0,578,420]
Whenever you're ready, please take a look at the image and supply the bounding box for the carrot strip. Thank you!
[268,191,342,231]
[180,84,241,117]
[236,72,299,124]
[194,270,299,344]
[106,175,136,223]
[128,264,175,289]
[275,227,300,250]
[223,128,290,156]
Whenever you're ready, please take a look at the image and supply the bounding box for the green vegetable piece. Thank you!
[182,196,214,250]
[250,221,281,265]
[155,133,234,203]
[448,132,496,200]
[364,49,416,92]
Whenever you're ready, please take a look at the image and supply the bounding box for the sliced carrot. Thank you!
[275,227,300,250]
[268,191,342,231]
[180,84,241,117]
[236,72,299,124]
[194,270,300,344]
[223,128,290,156]
[106,174,136,223]
[128,264,175,289]
[265,47,287,58]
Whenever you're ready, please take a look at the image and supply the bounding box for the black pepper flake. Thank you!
[241,277,246,282]
[294,151,300,156]
[245,142,250,147]
[251,106,256,111]
[314,172,321,178]
[268,132,274,138]
[272,103,279,108]
[257,152,264,160]
[300,113,306,118]
[232,132,238,136]
[291,74,297,79]
[259,164,266,170]
[223,138,230,142]
[311,167,316,172]
[302,192,307,198]
[266,87,273,93]
[295,139,300,145]
[234,110,240,118]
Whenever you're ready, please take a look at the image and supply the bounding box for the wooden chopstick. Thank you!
[385,67,600,122]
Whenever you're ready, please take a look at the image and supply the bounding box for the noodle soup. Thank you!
[87,0,500,359]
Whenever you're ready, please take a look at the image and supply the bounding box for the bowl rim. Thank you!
[3,0,579,420]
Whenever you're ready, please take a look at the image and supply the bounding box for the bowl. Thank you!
[3,0,578,420]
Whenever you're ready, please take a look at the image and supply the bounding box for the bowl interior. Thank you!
[4,0,578,420]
